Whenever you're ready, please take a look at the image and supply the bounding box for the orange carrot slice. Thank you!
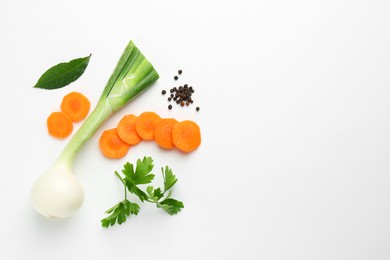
[154,118,178,149]
[99,128,130,158]
[61,92,91,122]
[172,120,201,152]
[117,114,142,145]
[135,112,161,140]
[47,112,73,139]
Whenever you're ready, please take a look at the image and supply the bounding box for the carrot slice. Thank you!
[61,92,91,122]
[99,128,130,158]
[154,118,178,149]
[47,112,73,139]
[135,112,161,140]
[117,114,142,145]
[172,120,201,152]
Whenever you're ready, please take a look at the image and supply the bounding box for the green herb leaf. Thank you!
[122,157,155,202]
[134,157,155,184]
[101,199,140,228]
[129,185,149,202]
[157,198,184,215]
[33,54,91,90]
[123,156,155,186]
[162,166,177,192]
[146,186,164,202]
[125,200,141,215]
[146,186,154,197]
[153,188,164,201]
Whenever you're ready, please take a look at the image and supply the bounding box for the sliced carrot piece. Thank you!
[117,114,142,145]
[61,92,91,122]
[47,112,73,139]
[99,128,130,159]
[135,112,161,140]
[154,118,178,149]
[172,120,201,152]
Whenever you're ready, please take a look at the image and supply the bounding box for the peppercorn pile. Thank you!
[161,70,200,112]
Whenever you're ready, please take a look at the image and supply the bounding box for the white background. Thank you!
[1,0,390,259]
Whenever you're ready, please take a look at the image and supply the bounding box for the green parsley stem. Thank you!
[114,171,127,199]
[114,171,125,185]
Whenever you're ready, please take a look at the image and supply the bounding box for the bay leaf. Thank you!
[33,54,91,90]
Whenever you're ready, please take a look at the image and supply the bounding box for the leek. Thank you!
[31,41,159,218]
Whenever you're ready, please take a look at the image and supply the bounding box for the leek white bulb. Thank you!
[31,163,84,218]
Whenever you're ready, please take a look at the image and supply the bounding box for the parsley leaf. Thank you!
[146,186,164,202]
[123,157,155,185]
[123,157,155,201]
[148,167,183,214]
[162,166,177,192]
[153,187,164,200]
[129,185,149,202]
[157,198,184,215]
[101,199,140,228]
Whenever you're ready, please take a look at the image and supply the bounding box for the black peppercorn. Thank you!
[168,104,172,110]
[178,70,182,75]
[162,80,198,110]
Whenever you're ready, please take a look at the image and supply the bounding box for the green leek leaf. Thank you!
[33,54,91,90]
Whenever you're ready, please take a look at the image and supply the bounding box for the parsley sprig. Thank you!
[101,157,184,228]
